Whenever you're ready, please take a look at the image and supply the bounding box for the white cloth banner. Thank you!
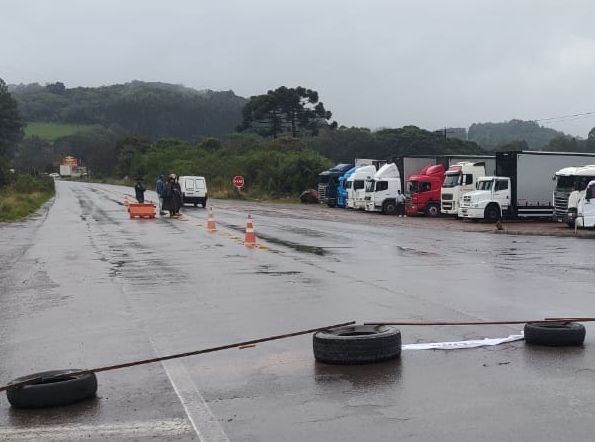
[402,333,524,351]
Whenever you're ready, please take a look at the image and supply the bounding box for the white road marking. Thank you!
[161,359,230,442]
[148,337,230,442]
[0,419,192,440]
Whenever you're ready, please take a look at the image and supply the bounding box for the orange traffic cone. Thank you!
[207,207,217,232]
[244,214,256,247]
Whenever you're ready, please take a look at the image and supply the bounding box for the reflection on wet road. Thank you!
[1,181,595,441]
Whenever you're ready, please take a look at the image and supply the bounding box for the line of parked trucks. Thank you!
[317,151,595,229]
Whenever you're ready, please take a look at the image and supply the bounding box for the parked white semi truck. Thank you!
[575,180,595,229]
[346,165,377,209]
[440,162,489,215]
[459,151,595,221]
[364,163,402,214]
[553,165,595,227]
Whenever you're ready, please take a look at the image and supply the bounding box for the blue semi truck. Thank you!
[318,164,354,207]
[337,167,357,208]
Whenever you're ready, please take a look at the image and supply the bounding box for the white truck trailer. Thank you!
[459,151,595,221]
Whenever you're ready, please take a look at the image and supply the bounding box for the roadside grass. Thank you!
[0,175,55,222]
[209,187,300,204]
[87,177,300,204]
[24,122,99,141]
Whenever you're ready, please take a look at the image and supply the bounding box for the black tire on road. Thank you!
[7,370,97,409]
[193,203,198,207]
[484,204,501,223]
[313,325,401,365]
[524,321,586,346]
[382,200,397,215]
[425,203,440,217]
[201,201,207,208]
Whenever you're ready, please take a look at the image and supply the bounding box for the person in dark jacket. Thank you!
[162,174,181,217]
[173,176,182,215]
[134,178,146,203]
[155,175,165,214]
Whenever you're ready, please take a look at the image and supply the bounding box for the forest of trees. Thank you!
[6,79,595,198]
[9,81,246,139]
[465,120,566,149]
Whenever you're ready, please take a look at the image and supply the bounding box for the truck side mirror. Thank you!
[475,182,479,189]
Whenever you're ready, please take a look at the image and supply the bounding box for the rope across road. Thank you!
[2,317,593,393]
[0,321,356,393]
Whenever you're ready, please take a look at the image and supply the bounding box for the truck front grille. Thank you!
[318,184,328,204]
[554,191,569,216]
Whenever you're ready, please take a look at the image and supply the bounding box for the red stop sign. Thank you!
[233,176,245,188]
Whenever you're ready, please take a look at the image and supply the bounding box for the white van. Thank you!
[178,176,208,207]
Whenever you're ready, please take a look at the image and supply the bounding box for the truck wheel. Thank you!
[425,203,440,217]
[201,201,207,208]
[327,199,337,208]
[7,370,97,409]
[193,203,198,207]
[382,200,397,215]
[524,322,585,346]
[313,325,401,365]
[484,205,501,222]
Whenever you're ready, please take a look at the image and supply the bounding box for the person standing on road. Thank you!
[155,175,165,215]
[162,174,181,217]
[134,178,146,203]
[172,176,182,216]
[396,189,406,217]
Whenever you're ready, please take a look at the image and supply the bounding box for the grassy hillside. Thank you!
[24,122,98,141]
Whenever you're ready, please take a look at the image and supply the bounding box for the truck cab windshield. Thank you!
[477,180,493,191]
[407,181,418,193]
[442,173,461,188]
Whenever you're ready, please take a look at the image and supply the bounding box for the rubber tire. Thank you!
[425,203,440,217]
[201,201,207,208]
[313,325,401,365]
[484,204,500,223]
[193,203,198,207]
[524,322,585,346]
[7,370,97,409]
[382,201,397,215]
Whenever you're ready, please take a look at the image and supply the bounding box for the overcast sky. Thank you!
[2,0,595,137]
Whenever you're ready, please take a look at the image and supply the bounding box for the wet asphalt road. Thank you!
[1,180,595,441]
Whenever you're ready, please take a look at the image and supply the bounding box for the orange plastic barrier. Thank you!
[128,203,156,219]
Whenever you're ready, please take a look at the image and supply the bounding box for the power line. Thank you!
[533,111,595,123]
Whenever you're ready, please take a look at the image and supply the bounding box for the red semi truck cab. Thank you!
[405,164,445,217]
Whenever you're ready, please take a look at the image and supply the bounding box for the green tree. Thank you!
[0,78,24,157]
[14,136,54,174]
[237,86,336,138]
[0,78,24,185]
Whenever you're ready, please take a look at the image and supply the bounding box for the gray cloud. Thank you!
[2,0,595,136]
